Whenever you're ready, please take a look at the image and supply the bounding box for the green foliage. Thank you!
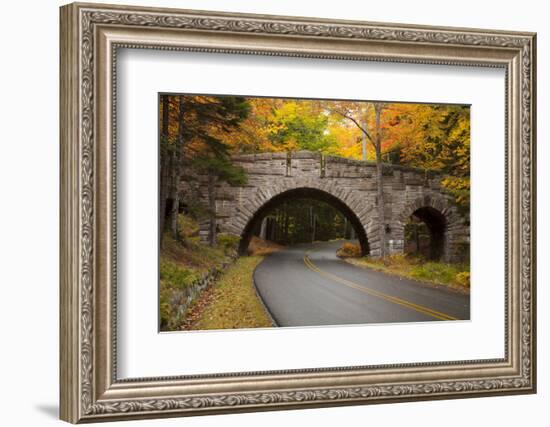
[181,196,209,219]
[268,101,337,153]
[159,285,176,330]
[410,262,461,285]
[160,219,227,272]
[263,199,353,245]
[380,252,410,267]
[455,271,470,288]
[217,233,241,253]
[441,176,470,213]
[160,93,251,189]
[180,95,251,144]
[192,155,247,186]
[177,214,199,238]
[160,258,198,290]
[352,254,470,290]
[159,257,204,331]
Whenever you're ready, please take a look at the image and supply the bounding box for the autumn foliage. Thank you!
[337,242,363,258]
[159,94,470,244]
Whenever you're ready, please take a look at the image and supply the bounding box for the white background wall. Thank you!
[0,0,546,425]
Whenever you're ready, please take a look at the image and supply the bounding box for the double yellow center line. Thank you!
[303,254,458,321]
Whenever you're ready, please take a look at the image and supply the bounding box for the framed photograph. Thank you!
[60,2,536,423]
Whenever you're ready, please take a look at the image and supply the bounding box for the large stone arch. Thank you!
[222,177,377,256]
[393,194,467,263]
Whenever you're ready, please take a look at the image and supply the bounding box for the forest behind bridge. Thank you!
[159,94,470,248]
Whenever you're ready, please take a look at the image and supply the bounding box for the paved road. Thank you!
[253,241,470,327]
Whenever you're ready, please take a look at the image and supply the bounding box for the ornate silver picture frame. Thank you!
[60,2,536,423]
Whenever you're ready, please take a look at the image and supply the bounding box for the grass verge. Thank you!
[347,255,469,293]
[185,256,274,330]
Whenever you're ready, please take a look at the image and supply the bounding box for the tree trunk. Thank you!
[159,96,170,247]
[284,203,289,242]
[207,173,217,246]
[159,155,169,246]
[361,107,368,160]
[310,206,316,243]
[374,103,386,258]
[259,217,267,240]
[278,209,282,242]
[170,182,180,239]
[343,217,348,239]
[169,96,185,240]
[268,217,275,241]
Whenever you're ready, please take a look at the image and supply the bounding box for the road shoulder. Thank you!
[342,257,470,296]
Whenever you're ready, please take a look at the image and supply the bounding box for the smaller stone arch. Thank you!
[394,194,467,263]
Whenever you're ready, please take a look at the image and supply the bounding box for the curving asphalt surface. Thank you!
[253,240,470,327]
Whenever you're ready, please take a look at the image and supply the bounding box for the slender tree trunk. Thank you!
[170,96,185,240]
[268,218,275,241]
[309,206,313,242]
[343,217,348,239]
[374,103,386,258]
[259,217,267,240]
[159,155,169,246]
[332,102,385,255]
[207,173,217,246]
[310,206,316,243]
[284,203,289,242]
[361,106,368,160]
[170,182,180,238]
[276,210,281,242]
[159,96,170,247]
[273,211,278,242]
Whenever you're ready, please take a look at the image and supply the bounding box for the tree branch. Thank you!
[329,107,375,145]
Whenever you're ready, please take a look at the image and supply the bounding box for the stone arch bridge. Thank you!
[181,151,469,263]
